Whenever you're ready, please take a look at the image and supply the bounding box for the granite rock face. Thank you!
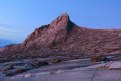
[23,13,73,47]
[1,13,121,60]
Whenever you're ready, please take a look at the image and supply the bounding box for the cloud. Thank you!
[0,23,29,36]
[0,23,27,42]
[0,27,17,34]
[0,24,21,34]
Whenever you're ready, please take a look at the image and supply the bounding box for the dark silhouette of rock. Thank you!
[1,13,121,61]
[31,61,48,68]
[48,59,61,64]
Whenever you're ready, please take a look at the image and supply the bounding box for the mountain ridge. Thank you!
[0,13,121,61]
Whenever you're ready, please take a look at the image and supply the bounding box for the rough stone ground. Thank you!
[1,59,121,81]
[2,69,121,81]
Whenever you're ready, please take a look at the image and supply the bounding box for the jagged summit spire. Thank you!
[59,12,69,20]
[50,13,70,28]
[60,12,69,18]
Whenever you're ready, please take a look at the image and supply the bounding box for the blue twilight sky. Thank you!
[0,0,121,43]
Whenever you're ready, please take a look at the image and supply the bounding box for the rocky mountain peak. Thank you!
[1,13,121,61]
[22,13,75,47]
[49,13,70,29]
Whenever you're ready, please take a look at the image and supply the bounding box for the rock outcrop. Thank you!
[22,13,74,47]
[18,13,76,56]
[1,13,121,61]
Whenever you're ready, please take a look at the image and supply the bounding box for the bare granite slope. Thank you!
[0,13,121,61]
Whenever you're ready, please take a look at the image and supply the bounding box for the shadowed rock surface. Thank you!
[0,13,121,61]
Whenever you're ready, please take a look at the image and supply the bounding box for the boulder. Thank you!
[24,73,32,78]
[31,60,48,68]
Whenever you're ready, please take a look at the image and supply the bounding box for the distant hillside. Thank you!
[0,39,13,48]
